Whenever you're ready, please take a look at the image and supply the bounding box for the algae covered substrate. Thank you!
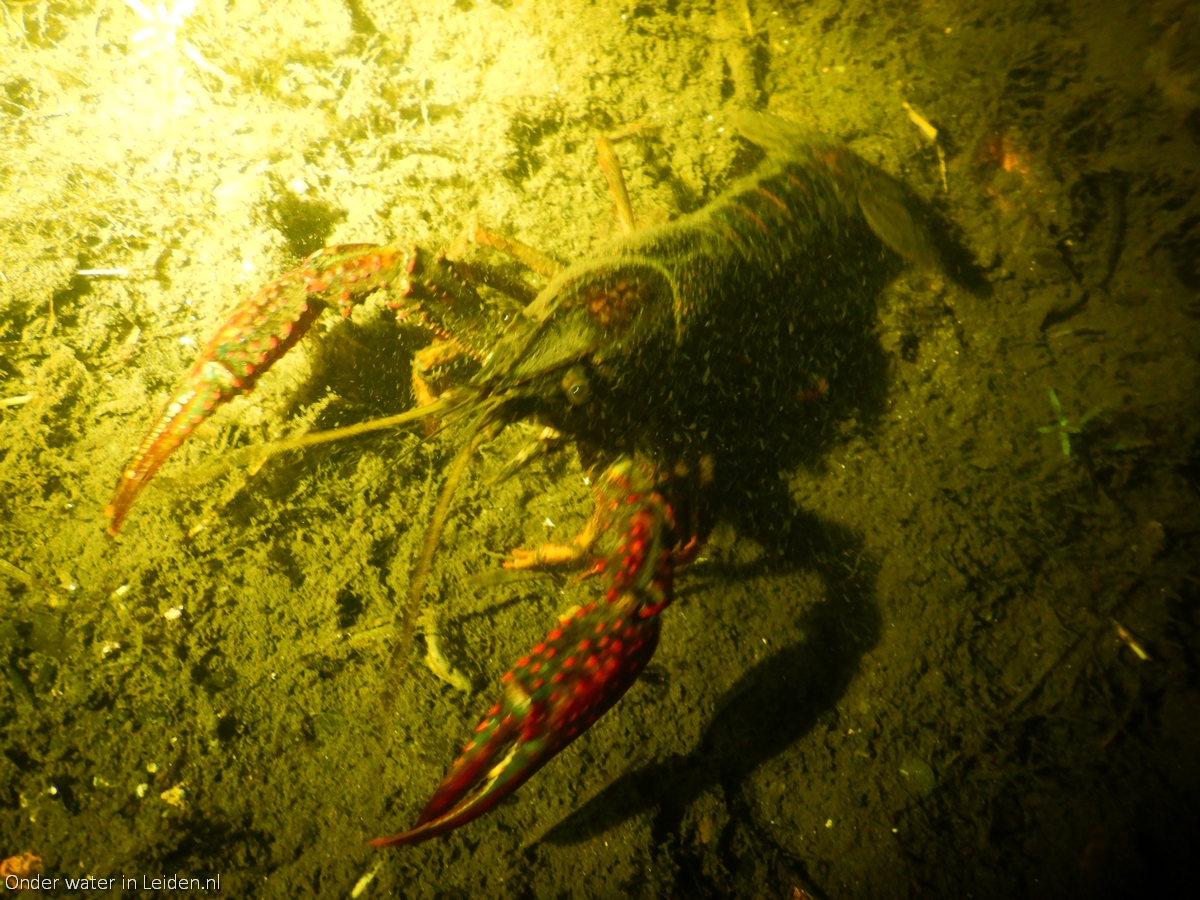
[1,0,1198,897]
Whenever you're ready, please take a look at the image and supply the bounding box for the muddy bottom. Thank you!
[2,0,1198,898]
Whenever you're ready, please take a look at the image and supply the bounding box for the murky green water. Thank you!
[1,1,1198,897]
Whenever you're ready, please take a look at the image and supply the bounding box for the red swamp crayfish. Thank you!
[103,112,937,847]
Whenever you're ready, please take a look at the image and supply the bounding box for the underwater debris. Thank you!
[350,862,382,899]
[1037,388,1098,456]
[1113,620,1151,661]
[0,557,33,586]
[902,101,948,192]
[0,852,42,880]
[159,783,186,808]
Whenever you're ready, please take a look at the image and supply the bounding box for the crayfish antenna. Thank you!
[485,426,565,486]
[382,429,487,707]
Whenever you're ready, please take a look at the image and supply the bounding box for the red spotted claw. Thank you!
[104,241,501,535]
[371,457,699,847]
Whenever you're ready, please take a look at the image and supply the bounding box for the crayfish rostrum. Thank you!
[105,112,937,847]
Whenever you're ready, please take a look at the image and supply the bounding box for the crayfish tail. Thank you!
[854,166,941,272]
[732,109,940,272]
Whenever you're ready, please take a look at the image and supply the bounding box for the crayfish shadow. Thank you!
[533,233,920,848]
[538,508,880,848]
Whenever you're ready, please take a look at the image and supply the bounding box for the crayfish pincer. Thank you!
[105,112,938,847]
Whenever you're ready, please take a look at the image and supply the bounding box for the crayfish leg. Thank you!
[463,223,563,279]
[411,338,470,414]
[596,135,636,236]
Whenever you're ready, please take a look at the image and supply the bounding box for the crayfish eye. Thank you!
[560,366,591,406]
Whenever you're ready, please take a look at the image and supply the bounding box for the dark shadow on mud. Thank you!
[532,235,894,880]
[535,413,885,900]
[538,506,879,852]
[152,815,273,880]
[531,190,924,891]
[527,176,983,895]
[926,206,994,299]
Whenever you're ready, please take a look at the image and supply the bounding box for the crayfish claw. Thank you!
[103,242,427,533]
[372,594,664,848]
[369,713,526,848]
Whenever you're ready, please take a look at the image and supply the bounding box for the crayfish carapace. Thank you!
[105,112,938,847]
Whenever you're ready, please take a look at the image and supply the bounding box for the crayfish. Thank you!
[104,112,936,847]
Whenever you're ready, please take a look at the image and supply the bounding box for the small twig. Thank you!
[349,861,382,899]
[901,101,938,141]
[1113,620,1151,661]
[0,558,33,586]
[902,101,948,192]
[597,135,636,237]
